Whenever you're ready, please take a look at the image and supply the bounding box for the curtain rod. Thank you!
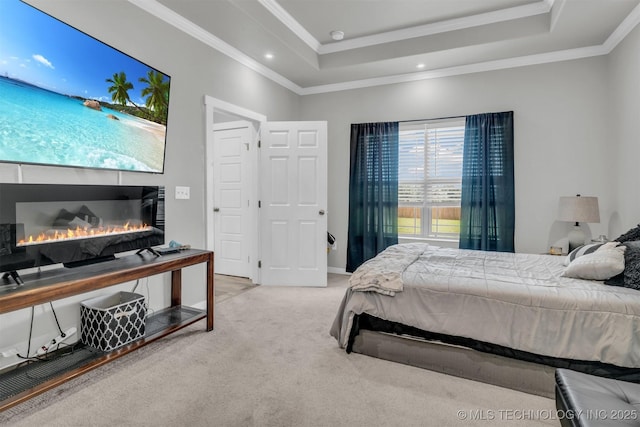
[353,111,513,125]
[399,110,513,124]
[399,114,464,123]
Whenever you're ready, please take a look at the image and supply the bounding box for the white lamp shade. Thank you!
[558,196,600,224]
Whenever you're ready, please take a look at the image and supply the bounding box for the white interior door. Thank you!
[259,121,327,287]
[212,122,253,278]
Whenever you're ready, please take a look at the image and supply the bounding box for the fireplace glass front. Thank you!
[0,184,165,275]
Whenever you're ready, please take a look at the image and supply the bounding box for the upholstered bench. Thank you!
[555,368,640,427]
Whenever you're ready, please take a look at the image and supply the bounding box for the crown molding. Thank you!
[299,45,606,95]
[602,1,640,53]
[318,0,553,54]
[130,0,640,97]
[257,0,321,51]
[127,0,302,94]
[549,0,566,32]
[259,0,552,55]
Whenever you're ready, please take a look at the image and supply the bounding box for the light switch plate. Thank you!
[175,186,190,200]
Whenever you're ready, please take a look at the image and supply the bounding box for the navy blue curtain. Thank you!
[346,122,399,272]
[459,112,515,252]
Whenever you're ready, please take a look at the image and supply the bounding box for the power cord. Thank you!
[17,302,75,361]
[145,278,154,318]
[130,278,154,318]
[131,278,140,293]
[49,302,65,337]
[17,306,35,360]
[17,306,51,362]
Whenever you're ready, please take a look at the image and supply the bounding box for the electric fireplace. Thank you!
[0,184,164,282]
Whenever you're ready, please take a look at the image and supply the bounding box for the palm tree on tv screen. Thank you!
[106,71,137,108]
[139,70,169,125]
[106,71,153,121]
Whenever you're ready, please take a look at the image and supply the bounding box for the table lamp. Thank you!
[558,194,600,251]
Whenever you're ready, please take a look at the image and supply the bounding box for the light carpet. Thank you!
[0,278,557,426]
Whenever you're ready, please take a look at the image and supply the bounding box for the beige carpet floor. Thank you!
[0,276,557,426]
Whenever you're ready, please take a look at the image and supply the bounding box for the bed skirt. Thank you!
[348,313,640,398]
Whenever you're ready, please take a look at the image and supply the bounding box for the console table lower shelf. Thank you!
[0,248,214,412]
[0,305,205,409]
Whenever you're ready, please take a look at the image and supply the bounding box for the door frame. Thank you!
[204,96,266,284]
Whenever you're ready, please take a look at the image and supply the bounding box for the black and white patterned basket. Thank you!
[80,292,146,352]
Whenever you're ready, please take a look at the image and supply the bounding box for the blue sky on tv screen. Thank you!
[0,0,168,105]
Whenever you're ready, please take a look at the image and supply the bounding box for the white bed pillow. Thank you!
[562,242,626,281]
[564,242,606,266]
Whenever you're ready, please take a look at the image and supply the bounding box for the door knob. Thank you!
[213,207,220,212]
[319,209,325,215]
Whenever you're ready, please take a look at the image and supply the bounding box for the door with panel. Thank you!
[212,122,253,278]
[259,121,328,286]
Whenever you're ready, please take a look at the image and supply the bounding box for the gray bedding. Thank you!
[330,243,640,368]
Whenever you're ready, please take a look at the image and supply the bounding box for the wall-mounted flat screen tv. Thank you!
[0,0,170,173]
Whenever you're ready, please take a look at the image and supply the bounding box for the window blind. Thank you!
[398,121,464,206]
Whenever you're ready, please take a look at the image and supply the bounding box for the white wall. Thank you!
[0,0,300,364]
[300,57,614,271]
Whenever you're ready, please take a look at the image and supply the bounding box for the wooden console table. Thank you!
[0,248,214,411]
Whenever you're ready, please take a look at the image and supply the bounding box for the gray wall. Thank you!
[0,0,300,360]
[300,57,615,270]
[609,23,640,235]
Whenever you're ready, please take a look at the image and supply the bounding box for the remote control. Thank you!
[157,244,191,255]
[37,327,77,356]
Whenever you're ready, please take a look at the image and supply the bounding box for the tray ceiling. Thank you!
[131,0,640,94]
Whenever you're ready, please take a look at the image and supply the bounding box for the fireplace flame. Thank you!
[18,223,152,247]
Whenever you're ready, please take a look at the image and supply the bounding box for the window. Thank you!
[398,119,465,240]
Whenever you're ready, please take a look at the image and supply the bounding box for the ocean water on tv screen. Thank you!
[0,76,166,172]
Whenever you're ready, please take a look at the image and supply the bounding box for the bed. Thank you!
[330,242,640,397]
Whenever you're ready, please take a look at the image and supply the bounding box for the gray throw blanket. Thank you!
[348,243,427,295]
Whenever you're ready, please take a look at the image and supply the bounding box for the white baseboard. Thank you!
[327,267,350,275]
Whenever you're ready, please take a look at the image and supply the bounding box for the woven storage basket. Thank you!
[80,292,146,352]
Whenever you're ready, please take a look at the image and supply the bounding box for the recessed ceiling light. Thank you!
[265,53,274,60]
[416,63,425,69]
[330,30,344,41]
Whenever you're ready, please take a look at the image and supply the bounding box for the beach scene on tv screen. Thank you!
[0,0,170,173]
